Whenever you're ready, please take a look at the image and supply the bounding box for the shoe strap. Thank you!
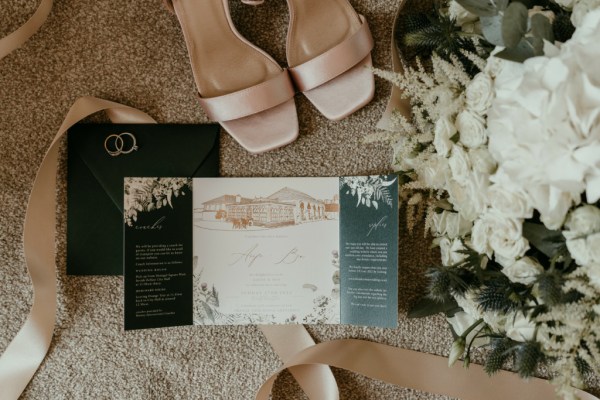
[197,69,295,122]
[289,14,374,92]
[162,0,263,13]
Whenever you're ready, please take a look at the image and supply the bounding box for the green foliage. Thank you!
[484,337,513,375]
[553,13,575,42]
[575,356,592,376]
[522,222,566,259]
[398,12,432,34]
[427,267,455,302]
[486,338,546,379]
[536,269,564,306]
[477,278,524,313]
[531,14,554,42]
[400,12,481,76]
[515,341,545,378]
[502,2,529,47]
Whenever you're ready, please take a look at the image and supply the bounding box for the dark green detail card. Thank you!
[123,178,194,330]
[339,175,399,328]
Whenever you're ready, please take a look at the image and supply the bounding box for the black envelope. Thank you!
[67,123,220,275]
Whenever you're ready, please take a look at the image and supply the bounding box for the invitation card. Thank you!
[123,176,398,330]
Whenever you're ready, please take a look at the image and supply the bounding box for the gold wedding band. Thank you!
[104,132,138,156]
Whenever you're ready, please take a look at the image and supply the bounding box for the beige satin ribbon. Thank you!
[257,339,598,400]
[0,97,156,400]
[0,0,53,61]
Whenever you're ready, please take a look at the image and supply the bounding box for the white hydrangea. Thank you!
[486,8,600,230]
[572,0,600,26]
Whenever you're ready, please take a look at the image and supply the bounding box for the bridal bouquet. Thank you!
[375,1,600,397]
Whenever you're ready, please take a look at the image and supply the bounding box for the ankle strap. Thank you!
[162,0,263,13]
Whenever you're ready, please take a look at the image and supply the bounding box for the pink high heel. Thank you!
[284,0,375,121]
[164,0,299,154]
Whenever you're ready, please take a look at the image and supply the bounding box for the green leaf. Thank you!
[455,0,506,17]
[502,2,529,47]
[528,36,544,55]
[495,37,542,63]
[408,296,459,319]
[531,14,554,42]
[522,222,565,258]
[481,15,504,46]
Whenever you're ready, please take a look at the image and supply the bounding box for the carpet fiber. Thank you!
[1,1,598,399]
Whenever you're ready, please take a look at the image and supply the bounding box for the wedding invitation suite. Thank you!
[123,176,398,330]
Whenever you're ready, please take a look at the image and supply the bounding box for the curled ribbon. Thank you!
[0,0,53,61]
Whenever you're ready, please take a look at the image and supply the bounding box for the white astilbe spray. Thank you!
[536,264,600,398]
[372,51,485,231]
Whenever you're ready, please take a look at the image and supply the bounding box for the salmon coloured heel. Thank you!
[165,0,299,154]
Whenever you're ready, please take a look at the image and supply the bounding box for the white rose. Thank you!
[449,146,472,184]
[566,233,600,265]
[448,1,479,26]
[505,312,536,342]
[472,211,529,263]
[447,173,489,222]
[440,237,467,266]
[488,184,533,219]
[555,0,575,10]
[502,257,544,285]
[456,110,487,149]
[489,219,529,263]
[434,211,472,239]
[567,237,592,265]
[465,73,494,115]
[564,205,600,237]
[471,216,494,257]
[469,148,496,175]
[434,117,456,157]
[588,233,600,262]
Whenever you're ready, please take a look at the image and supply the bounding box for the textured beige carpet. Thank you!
[1,1,598,399]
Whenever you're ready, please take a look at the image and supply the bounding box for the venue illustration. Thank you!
[195,186,339,229]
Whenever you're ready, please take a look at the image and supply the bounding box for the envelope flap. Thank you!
[68,123,219,211]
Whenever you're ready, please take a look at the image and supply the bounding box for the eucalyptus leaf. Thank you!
[496,37,542,62]
[502,2,529,47]
[455,0,501,17]
[523,222,565,258]
[408,296,459,319]
[527,36,545,55]
[531,14,554,42]
[481,15,504,46]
